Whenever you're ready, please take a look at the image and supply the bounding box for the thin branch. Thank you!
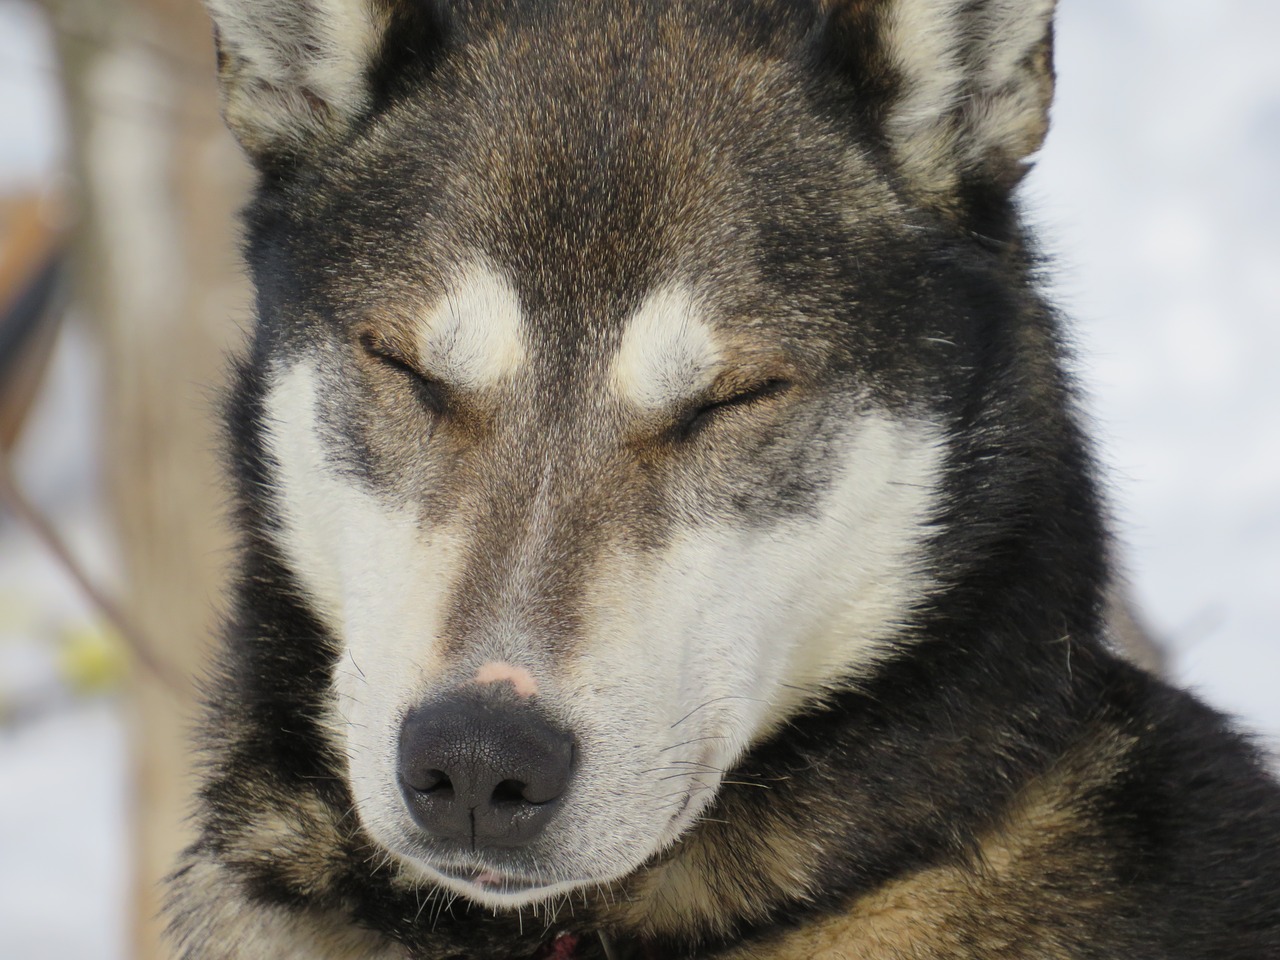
[0,449,186,691]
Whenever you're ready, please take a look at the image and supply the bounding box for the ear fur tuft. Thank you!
[822,0,1056,212]
[205,0,406,168]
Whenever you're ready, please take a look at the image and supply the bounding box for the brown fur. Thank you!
[596,730,1135,958]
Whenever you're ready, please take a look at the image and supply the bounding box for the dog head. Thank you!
[209,0,1058,909]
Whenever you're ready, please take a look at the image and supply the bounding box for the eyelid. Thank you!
[359,332,451,411]
[359,332,414,365]
[705,377,791,408]
[672,377,792,439]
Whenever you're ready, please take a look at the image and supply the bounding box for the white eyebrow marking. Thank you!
[414,262,526,389]
[611,283,721,410]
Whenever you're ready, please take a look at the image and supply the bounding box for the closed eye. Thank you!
[360,333,450,414]
[672,378,792,440]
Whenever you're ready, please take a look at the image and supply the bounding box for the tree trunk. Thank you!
[43,0,250,955]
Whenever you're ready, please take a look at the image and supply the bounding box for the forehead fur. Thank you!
[279,0,895,341]
[448,3,854,298]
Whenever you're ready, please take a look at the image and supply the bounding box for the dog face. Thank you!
[212,0,1056,908]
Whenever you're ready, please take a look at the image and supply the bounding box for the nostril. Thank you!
[490,778,528,805]
[407,769,452,795]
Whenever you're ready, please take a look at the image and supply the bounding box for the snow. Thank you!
[0,2,64,188]
[0,1,1277,957]
[1026,0,1280,743]
[0,701,129,959]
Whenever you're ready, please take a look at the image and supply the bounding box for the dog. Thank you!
[165,1,1280,957]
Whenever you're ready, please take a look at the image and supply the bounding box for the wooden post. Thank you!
[41,0,250,955]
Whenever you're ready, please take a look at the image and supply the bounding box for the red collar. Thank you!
[535,932,631,960]
[540,934,582,959]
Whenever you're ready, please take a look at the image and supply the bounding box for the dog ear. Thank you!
[205,0,437,169]
[820,0,1056,214]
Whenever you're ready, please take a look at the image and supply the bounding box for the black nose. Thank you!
[398,689,575,848]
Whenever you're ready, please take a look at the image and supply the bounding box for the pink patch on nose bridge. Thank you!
[474,661,538,698]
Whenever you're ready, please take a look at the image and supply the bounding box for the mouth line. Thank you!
[429,863,566,895]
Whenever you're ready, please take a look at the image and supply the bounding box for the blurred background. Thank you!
[0,0,1277,957]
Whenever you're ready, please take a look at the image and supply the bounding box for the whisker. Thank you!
[347,650,367,681]
[637,768,721,783]
[658,735,729,753]
[670,696,769,730]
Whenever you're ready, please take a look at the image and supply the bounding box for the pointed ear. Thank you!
[821,0,1056,213]
[205,0,438,169]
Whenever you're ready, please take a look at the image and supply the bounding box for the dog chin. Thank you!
[401,819,687,911]
[378,778,723,910]
[421,863,599,909]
